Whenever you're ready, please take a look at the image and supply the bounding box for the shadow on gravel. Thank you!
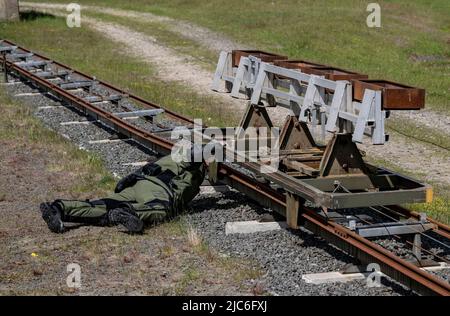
[20,10,56,21]
[191,191,262,214]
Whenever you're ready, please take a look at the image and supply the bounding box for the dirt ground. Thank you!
[21,1,245,53]
[0,102,263,296]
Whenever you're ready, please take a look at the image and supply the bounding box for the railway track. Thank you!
[1,39,449,296]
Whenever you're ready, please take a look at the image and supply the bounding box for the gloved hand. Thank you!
[114,162,163,193]
[141,163,162,176]
[180,143,205,171]
[114,173,139,193]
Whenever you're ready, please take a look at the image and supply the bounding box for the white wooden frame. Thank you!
[211,51,388,145]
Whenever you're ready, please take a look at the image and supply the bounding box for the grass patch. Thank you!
[165,218,265,294]
[157,218,188,237]
[407,196,450,225]
[175,264,201,295]
[367,155,450,224]
[0,88,115,196]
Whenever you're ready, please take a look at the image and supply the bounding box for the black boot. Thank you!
[108,208,144,233]
[40,202,64,233]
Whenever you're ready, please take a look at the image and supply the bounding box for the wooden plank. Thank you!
[302,263,449,285]
[279,148,324,155]
[230,57,248,98]
[283,159,319,177]
[286,192,300,229]
[288,155,323,162]
[352,79,425,110]
[211,51,228,91]
[231,50,287,67]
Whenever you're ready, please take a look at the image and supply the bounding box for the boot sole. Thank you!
[110,209,144,233]
[40,203,64,233]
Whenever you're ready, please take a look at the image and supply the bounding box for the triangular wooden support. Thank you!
[236,102,274,143]
[319,134,369,177]
[238,102,273,130]
[279,115,316,150]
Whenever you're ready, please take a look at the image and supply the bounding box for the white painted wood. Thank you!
[338,111,359,122]
[372,91,386,145]
[299,76,318,122]
[225,220,288,235]
[211,51,228,91]
[247,55,261,90]
[122,116,140,120]
[352,90,375,143]
[250,62,267,104]
[114,109,164,118]
[15,92,46,97]
[325,81,347,132]
[199,185,230,194]
[230,57,248,98]
[302,262,449,285]
[37,105,64,110]
[421,262,449,272]
[211,51,389,144]
[302,271,370,284]
[65,88,85,93]
[88,138,130,144]
[60,120,94,126]
[90,100,110,105]
[264,64,309,82]
[122,161,148,167]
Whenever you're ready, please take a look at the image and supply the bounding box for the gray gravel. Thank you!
[374,234,449,283]
[5,76,160,177]
[188,191,412,296]
[3,76,448,295]
[84,140,156,177]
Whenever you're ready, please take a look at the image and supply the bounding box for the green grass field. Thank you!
[24,0,450,113]
[0,87,115,197]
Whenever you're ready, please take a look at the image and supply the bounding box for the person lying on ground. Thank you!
[40,154,205,234]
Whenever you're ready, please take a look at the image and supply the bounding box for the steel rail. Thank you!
[1,39,194,126]
[390,205,450,240]
[1,40,448,296]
